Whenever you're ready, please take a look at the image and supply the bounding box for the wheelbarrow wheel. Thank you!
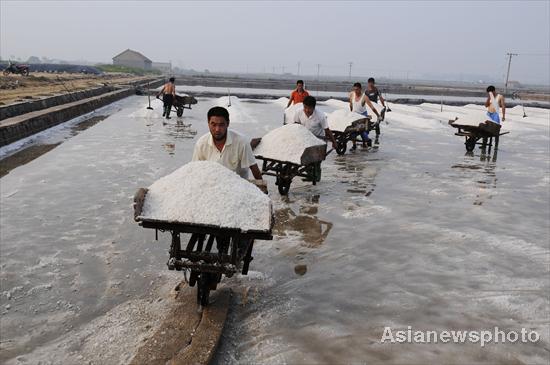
[278,179,291,195]
[197,272,211,307]
[465,136,477,152]
[176,107,184,117]
[335,141,347,155]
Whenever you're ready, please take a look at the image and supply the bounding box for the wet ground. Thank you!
[0,95,549,364]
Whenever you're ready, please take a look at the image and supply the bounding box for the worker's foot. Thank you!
[350,145,357,151]
[366,138,373,147]
[162,113,166,117]
[374,137,380,145]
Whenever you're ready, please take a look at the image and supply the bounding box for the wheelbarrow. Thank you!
[133,188,273,307]
[251,138,328,195]
[449,119,509,153]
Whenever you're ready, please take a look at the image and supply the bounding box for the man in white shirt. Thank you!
[293,96,337,149]
[192,106,263,180]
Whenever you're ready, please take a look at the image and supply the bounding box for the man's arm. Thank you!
[500,96,506,121]
[171,85,176,97]
[286,92,294,108]
[325,128,337,149]
[484,95,491,107]
[378,92,386,107]
[365,98,380,118]
[249,164,263,180]
[156,86,165,99]
[349,93,354,111]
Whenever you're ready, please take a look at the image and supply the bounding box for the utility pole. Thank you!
[297,61,301,76]
[504,52,518,94]
[348,62,353,80]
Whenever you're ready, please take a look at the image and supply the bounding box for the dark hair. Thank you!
[297,80,304,85]
[353,82,362,88]
[207,106,230,122]
[486,85,495,92]
[367,77,375,83]
[169,77,175,82]
[303,95,316,108]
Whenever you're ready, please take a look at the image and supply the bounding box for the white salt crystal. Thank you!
[140,161,272,232]
[327,109,369,132]
[253,124,326,165]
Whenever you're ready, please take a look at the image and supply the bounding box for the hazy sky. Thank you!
[1,0,549,83]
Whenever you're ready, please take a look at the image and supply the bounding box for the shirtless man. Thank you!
[157,77,176,119]
[484,85,506,123]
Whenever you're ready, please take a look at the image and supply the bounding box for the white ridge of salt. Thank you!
[254,124,326,165]
[140,161,272,231]
[326,109,368,132]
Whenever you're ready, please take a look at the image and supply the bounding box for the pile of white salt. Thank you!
[327,109,369,132]
[139,161,272,231]
[253,124,325,165]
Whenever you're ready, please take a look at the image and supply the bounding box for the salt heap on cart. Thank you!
[139,161,272,232]
[254,123,326,165]
[327,109,369,132]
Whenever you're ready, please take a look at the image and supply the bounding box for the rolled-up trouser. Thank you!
[163,94,174,118]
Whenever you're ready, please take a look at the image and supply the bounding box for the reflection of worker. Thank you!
[157,77,176,119]
[349,82,379,150]
[192,106,263,180]
[293,96,337,149]
[485,85,506,123]
[286,80,310,107]
[366,77,386,140]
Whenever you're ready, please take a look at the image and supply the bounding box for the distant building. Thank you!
[112,49,152,70]
[152,62,172,74]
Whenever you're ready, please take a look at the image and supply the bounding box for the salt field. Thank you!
[0,94,549,364]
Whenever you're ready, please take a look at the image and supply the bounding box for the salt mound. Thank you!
[140,161,272,231]
[324,99,348,109]
[284,102,303,124]
[327,109,368,132]
[274,97,289,107]
[254,124,325,164]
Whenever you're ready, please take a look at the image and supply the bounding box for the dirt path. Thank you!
[0,72,152,106]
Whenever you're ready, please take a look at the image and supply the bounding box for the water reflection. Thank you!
[273,195,333,247]
[333,155,380,197]
[162,119,197,139]
[452,151,498,206]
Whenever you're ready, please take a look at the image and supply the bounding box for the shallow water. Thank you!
[0,95,548,364]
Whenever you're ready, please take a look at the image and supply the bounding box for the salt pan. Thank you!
[139,161,272,231]
[253,124,326,165]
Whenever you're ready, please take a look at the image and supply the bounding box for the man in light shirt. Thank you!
[192,106,263,180]
[293,96,337,150]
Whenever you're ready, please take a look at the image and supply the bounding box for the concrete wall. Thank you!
[0,88,133,147]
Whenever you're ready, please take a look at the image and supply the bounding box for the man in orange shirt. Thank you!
[286,80,309,107]
[157,77,176,119]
